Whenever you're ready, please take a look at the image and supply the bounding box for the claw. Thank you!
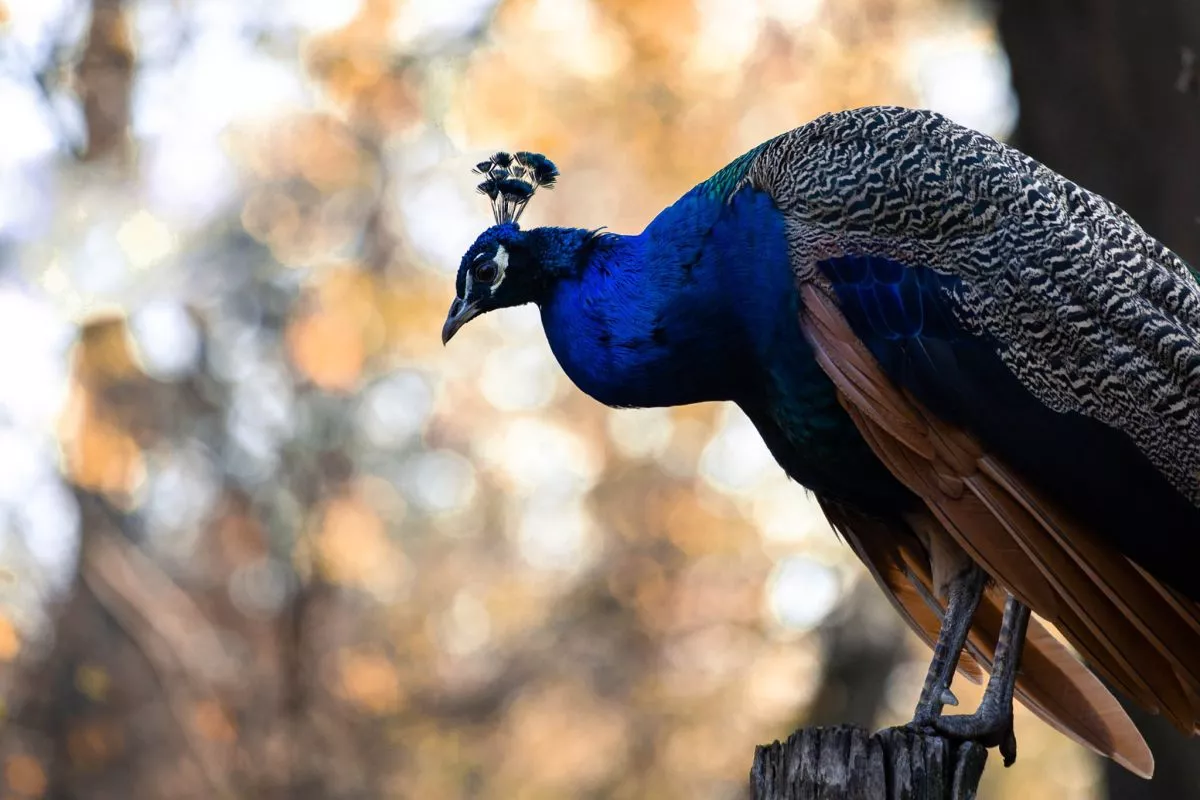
[1001,725,1017,767]
[907,572,1033,769]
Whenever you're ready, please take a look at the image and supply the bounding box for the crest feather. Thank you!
[473,151,558,224]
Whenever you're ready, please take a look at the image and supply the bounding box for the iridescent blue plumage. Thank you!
[442,107,1200,772]
[529,179,909,508]
[541,186,783,406]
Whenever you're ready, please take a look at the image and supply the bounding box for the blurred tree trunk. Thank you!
[77,0,133,163]
[5,2,140,795]
[803,580,908,729]
[998,0,1200,265]
[996,3,1200,797]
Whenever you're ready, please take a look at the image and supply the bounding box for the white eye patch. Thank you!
[462,244,510,299]
[491,244,509,291]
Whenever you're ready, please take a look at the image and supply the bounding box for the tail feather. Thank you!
[823,500,1153,776]
[977,456,1200,698]
[973,588,1154,779]
[841,393,1176,718]
[960,466,1197,733]
[1000,608,1155,778]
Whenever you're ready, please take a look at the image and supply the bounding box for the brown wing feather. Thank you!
[821,500,1152,776]
[1130,559,1200,641]
[977,456,1200,706]
[800,281,1200,749]
[837,398,1062,615]
[963,469,1200,730]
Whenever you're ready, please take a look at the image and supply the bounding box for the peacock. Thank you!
[440,107,1200,777]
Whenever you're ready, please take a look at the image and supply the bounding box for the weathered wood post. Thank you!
[751,725,988,800]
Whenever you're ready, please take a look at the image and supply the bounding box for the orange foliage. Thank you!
[313,489,397,588]
[302,0,421,133]
[4,755,45,798]
[283,262,446,386]
[286,268,388,390]
[0,616,19,663]
[58,318,147,502]
[60,411,145,499]
[193,700,238,743]
[501,681,631,790]
[67,720,124,770]
[293,120,369,193]
[337,649,403,714]
[287,306,367,391]
[71,317,141,383]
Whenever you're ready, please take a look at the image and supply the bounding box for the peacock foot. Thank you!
[916,593,1031,768]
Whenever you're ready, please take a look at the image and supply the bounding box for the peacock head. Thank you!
[442,151,567,344]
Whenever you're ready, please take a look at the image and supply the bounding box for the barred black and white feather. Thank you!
[743,106,1200,506]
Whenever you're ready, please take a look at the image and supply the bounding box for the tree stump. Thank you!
[751,726,988,800]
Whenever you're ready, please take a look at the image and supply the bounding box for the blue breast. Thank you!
[540,186,913,509]
[540,187,788,407]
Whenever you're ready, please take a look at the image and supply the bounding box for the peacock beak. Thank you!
[441,297,482,344]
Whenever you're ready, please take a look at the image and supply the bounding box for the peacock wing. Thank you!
[746,106,1200,519]
[799,279,1200,749]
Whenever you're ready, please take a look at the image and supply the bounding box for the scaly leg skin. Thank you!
[933,595,1032,767]
[910,563,987,729]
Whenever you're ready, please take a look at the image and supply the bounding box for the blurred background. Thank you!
[0,0,1195,798]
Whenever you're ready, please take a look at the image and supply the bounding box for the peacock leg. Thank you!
[910,563,987,728]
[933,595,1032,767]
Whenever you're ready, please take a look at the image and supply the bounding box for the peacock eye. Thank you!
[474,261,498,283]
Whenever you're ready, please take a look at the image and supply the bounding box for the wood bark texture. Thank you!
[751,725,987,800]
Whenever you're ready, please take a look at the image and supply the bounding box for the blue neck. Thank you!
[539,187,799,408]
[535,183,913,509]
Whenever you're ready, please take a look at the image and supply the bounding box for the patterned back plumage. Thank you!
[741,106,1200,505]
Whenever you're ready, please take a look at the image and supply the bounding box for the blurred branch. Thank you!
[83,529,237,797]
[0,0,89,157]
[279,568,330,799]
[83,529,241,689]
